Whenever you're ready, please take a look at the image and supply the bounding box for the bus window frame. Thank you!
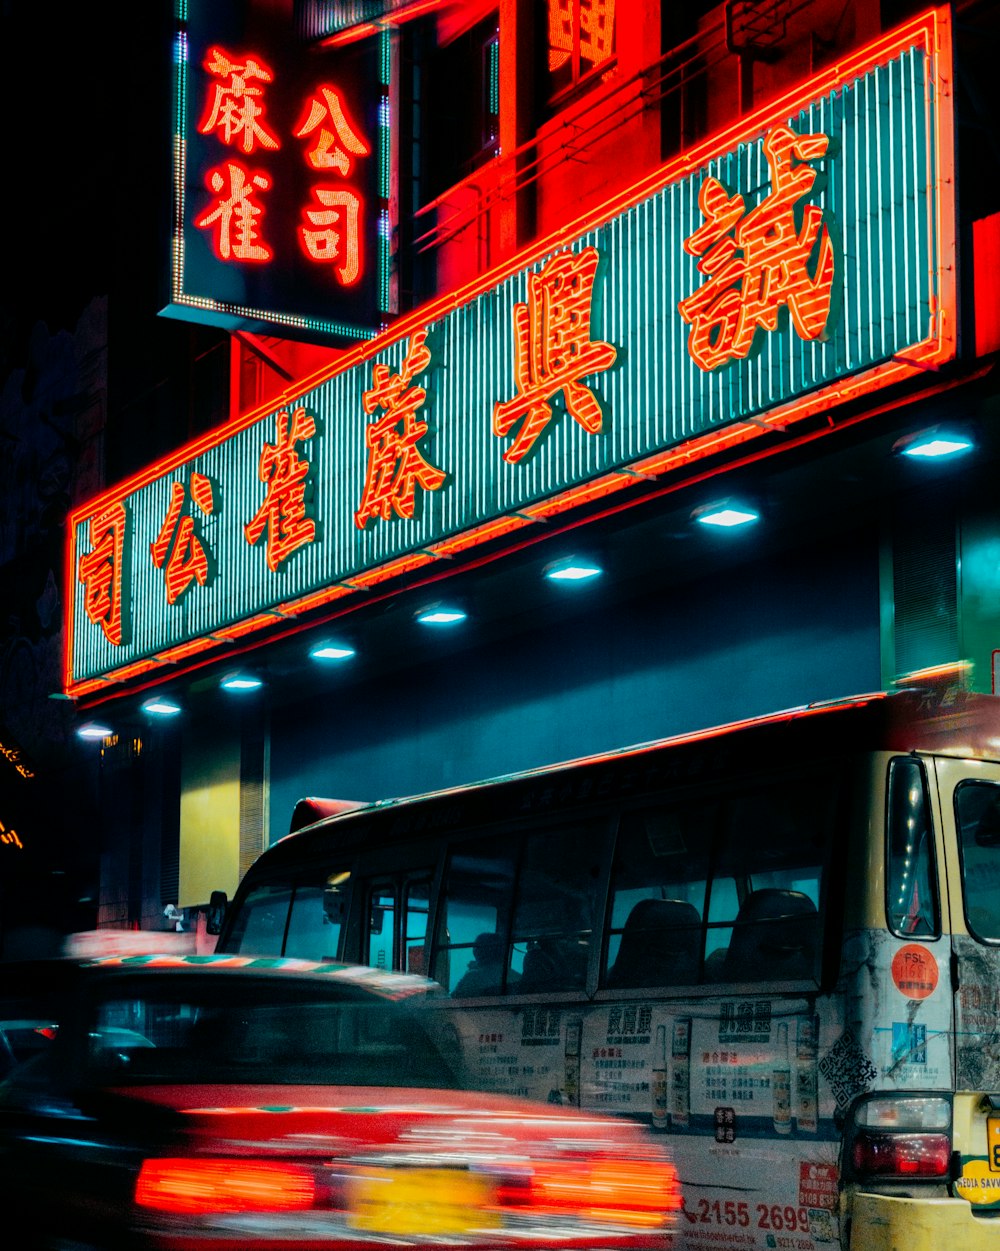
[884,755,942,941]
[430,811,618,1000]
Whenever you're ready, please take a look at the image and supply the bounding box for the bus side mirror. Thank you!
[206,890,228,935]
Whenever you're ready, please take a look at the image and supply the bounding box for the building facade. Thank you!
[4,0,999,942]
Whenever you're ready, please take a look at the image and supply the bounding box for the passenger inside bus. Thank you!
[452,932,514,996]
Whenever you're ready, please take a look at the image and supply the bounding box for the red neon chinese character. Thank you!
[492,247,617,465]
[294,85,369,284]
[677,123,836,372]
[198,47,280,155]
[244,407,318,573]
[298,187,363,285]
[294,86,370,174]
[196,162,272,262]
[355,331,446,528]
[150,473,215,607]
[78,501,127,646]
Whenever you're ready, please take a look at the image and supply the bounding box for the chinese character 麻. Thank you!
[150,473,215,606]
[355,331,445,527]
[78,501,128,645]
[198,47,280,154]
[492,247,617,464]
[677,123,836,372]
[244,406,318,572]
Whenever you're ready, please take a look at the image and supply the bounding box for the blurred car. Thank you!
[0,954,680,1250]
[0,1018,58,1080]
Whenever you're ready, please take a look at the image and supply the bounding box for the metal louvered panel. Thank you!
[68,13,953,691]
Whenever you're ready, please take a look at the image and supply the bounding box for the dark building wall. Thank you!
[268,529,880,840]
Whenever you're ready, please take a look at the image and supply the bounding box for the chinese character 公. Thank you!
[150,473,215,606]
[294,86,370,174]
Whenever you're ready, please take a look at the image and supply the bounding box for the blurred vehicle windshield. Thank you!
[77,973,458,1088]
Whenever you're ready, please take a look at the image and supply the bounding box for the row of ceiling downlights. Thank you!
[75,426,973,741]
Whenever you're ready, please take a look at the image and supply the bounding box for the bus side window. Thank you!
[431,840,517,996]
[510,820,606,994]
[603,804,712,988]
[955,779,1000,940]
[717,776,831,983]
[283,870,352,961]
[224,881,293,955]
[886,757,939,938]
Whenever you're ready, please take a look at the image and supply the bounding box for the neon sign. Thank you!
[678,124,836,372]
[166,5,392,342]
[67,10,955,699]
[492,247,618,465]
[0,818,24,851]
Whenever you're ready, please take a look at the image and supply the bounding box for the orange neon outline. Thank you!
[66,8,955,699]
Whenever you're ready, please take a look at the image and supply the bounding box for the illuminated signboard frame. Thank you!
[165,0,395,342]
[67,9,955,699]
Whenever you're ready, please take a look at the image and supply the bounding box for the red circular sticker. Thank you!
[891,944,939,999]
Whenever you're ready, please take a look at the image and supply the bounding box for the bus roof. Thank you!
[283,686,1000,841]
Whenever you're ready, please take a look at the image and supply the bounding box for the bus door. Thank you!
[364,872,433,975]
[934,754,1000,1214]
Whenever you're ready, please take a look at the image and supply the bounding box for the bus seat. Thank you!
[607,898,701,988]
[703,946,729,980]
[723,889,818,982]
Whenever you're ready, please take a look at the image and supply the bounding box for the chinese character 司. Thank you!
[355,331,446,527]
[244,406,318,572]
[295,86,370,286]
[196,161,272,262]
[677,123,836,372]
[299,188,363,285]
[198,47,280,155]
[493,246,617,465]
[151,473,215,606]
[78,500,128,645]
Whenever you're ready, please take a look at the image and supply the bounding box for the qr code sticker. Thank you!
[818,1029,878,1108]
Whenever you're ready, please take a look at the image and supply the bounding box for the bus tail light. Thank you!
[845,1095,952,1181]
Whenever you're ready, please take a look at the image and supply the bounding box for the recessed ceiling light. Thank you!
[545,557,603,582]
[693,502,760,528]
[142,697,182,717]
[896,429,973,459]
[310,642,357,661]
[77,722,113,741]
[220,673,264,692]
[415,605,467,625]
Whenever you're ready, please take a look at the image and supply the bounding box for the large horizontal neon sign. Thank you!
[66,9,955,698]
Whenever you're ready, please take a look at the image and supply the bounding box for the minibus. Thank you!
[215,686,1000,1250]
